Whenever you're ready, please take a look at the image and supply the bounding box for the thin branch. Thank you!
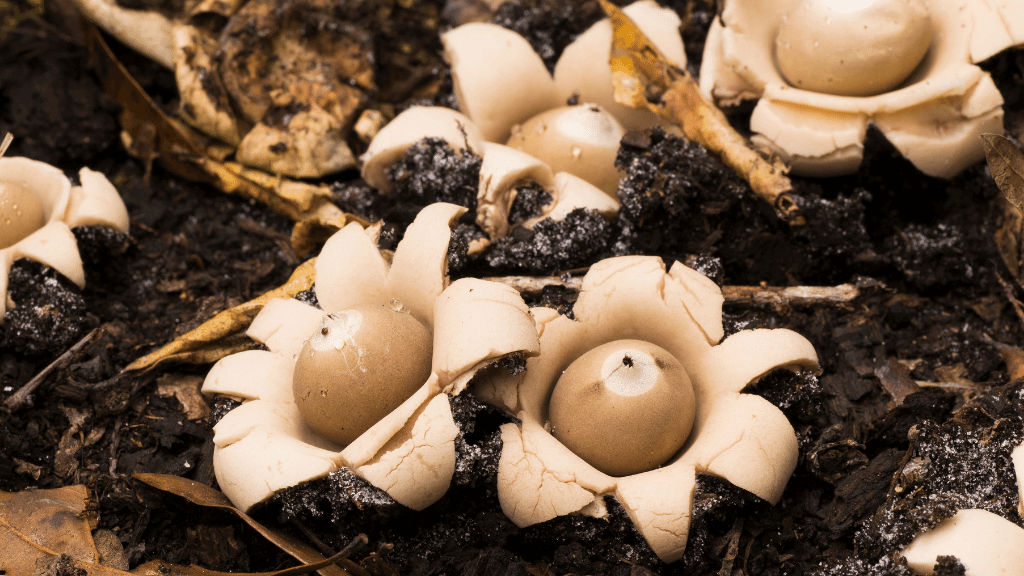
[486,275,861,307]
[4,326,106,412]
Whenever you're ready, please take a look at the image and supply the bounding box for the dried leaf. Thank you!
[155,374,212,420]
[874,357,920,406]
[134,474,353,576]
[982,133,1024,213]
[0,485,98,575]
[994,193,1024,282]
[125,258,317,372]
[601,0,800,223]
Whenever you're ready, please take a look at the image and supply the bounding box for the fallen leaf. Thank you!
[0,485,98,575]
[874,357,920,406]
[601,0,800,223]
[982,133,1024,213]
[134,474,354,576]
[125,258,317,372]
[156,374,212,420]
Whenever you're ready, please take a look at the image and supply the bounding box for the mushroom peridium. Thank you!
[548,339,696,477]
[775,0,932,97]
[292,300,433,446]
[506,104,626,197]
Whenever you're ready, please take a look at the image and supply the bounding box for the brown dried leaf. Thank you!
[125,258,317,372]
[874,357,920,406]
[134,474,353,576]
[155,374,212,420]
[601,0,799,223]
[0,485,98,575]
[982,133,1024,213]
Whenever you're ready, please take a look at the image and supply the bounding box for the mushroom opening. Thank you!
[773,0,932,97]
[292,301,433,446]
[547,339,696,477]
[0,181,47,249]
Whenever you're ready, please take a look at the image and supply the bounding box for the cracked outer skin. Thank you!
[699,0,1024,178]
[204,202,540,512]
[902,509,1024,575]
[493,255,819,562]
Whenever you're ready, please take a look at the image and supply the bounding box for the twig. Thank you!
[273,534,369,576]
[4,326,106,412]
[486,275,860,307]
[0,133,13,159]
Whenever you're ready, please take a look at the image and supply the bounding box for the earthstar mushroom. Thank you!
[0,157,129,322]
[203,203,540,512]
[476,255,820,562]
[700,0,1024,177]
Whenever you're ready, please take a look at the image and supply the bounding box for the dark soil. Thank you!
[3,0,1024,574]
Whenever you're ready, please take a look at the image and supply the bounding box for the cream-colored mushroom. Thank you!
[553,0,687,130]
[204,203,541,513]
[442,22,561,142]
[548,339,696,477]
[477,256,820,562]
[293,303,433,445]
[700,0,1024,177]
[507,104,625,197]
[901,509,1024,575]
[360,106,484,193]
[775,0,931,97]
[0,158,130,322]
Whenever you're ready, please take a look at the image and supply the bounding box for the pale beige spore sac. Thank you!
[775,0,932,97]
[0,181,47,249]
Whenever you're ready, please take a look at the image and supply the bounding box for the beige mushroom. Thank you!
[478,256,820,562]
[442,22,561,142]
[901,509,1024,575]
[553,0,687,130]
[293,303,433,446]
[0,158,129,322]
[203,203,541,513]
[360,106,484,194]
[700,0,1024,177]
[507,104,625,197]
[548,339,696,477]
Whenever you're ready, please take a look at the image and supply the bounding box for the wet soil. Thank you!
[3,0,1024,574]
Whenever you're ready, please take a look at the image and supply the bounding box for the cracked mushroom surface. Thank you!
[700,0,1024,177]
[201,202,540,512]
[474,256,820,562]
[0,157,130,322]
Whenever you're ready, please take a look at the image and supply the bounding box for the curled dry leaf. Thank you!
[133,473,353,576]
[599,0,800,223]
[125,258,317,372]
[982,133,1024,213]
[985,134,1024,283]
[86,23,356,254]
